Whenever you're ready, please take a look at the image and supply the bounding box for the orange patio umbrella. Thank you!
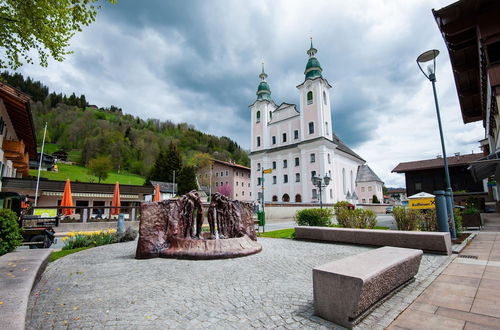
[153,184,161,202]
[60,179,74,215]
[111,182,121,215]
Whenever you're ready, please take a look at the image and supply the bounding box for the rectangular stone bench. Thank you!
[295,226,452,255]
[313,246,422,328]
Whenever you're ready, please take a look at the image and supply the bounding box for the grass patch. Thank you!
[258,228,295,239]
[49,246,91,262]
[38,143,60,154]
[29,163,145,185]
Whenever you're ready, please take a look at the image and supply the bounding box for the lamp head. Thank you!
[323,174,331,186]
[417,49,439,81]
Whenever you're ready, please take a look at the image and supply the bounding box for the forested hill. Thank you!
[1,71,250,177]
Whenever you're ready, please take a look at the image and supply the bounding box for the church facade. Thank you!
[249,42,366,204]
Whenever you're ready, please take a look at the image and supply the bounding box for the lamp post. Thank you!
[311,173,331,209]
[416,49,456,239]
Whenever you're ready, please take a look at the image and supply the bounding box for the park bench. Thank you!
[313,246,422,328]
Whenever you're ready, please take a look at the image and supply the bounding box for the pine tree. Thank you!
[177,166,198,195]
[148,142,182,183]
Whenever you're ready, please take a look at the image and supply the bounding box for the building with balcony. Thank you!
[249,41,366,204]
[197,159,251,201]
[0,82,37,189]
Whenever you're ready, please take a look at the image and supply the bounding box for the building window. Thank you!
[236,181,239,186]
[295,173,300,182]
[415,182,422,191]
[257,163,261,171]
[283,174,288,183]
[369,198,373,203]
[272,195,278,202]
[312,189,318,199]
[272,161,276,169]
[215,182,219,187]
[282,133,287,142]
[330,189,333,198]
[311,170,316,178]
[220,171,224,177]
[283,159,287,168]
[269,111,272,119]
[307,91,313,105]
[362,198,366,203]
[256,111,261,123]
[294,130,299,139]
[282,194,290,202]
[342,168,346,194]
[325,122,329,135]
[323,91,327,105]
[257,178,261,186]
[272,136,276,144]
[327,153,331,164]
[295,194,302,202]
[295,157,299,166]
[350,170,354,192]
[310,153,315,163]
[272,176,277,184]
[248,183,250,187]
[361,187,365,192]
[216,172,219,177]
[257,136,261,147]
[242,191,244,196]
[368,186,372,192]
[225,181,228,185]
[236,171,239,176]
[309,122,314,134]
[225,171,228,176]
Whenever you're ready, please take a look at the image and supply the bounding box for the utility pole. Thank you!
[172,170,176,197]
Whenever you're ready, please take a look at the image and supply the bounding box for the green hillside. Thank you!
[29,163,145,186]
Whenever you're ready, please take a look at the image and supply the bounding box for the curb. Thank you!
[452,232,477,254]
[0,249,51,330]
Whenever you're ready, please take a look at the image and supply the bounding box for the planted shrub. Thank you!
[453,208,463,234]
[0,209,23,256]
[333,201,351,215]
[393,207,422,231]
[336,208,377,229]
[295,208,333,227]
[62,229,118,250]
[419,209,437,232]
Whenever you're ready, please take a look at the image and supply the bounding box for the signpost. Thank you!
[259,168,272,232]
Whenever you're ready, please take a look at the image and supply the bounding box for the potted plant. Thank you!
[462,207,481,228]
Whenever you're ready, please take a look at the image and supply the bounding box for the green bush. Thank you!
[463,207,479,215]
[393,207,422,231]
[372,195,380,204]
[295,208,333,227]
[419,209,437,231]
[333,201,351,215]
[453,208,462,234]
[336,208,377,229]
[62,229,118,250]
[0,209,23,256]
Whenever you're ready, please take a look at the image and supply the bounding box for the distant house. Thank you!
[197,159,251,201]
[355,165,384,204]
[386,188,407,205]
[0,82,37,189]
[29,152,56,171]
[148,180,177,200]
[52,150,68,161]
[392,153,484,196]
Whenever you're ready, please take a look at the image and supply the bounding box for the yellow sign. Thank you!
[262,169,272,174]
[409,198,435,209]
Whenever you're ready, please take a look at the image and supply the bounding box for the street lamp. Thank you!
[416,49,456,239]
[311,173,331,209]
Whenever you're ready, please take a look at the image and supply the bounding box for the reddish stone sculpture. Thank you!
[136,191,261,259]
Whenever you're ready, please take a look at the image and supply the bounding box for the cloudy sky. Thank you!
[19,0,484,187]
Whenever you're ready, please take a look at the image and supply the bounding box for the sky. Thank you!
[18,0,484,188]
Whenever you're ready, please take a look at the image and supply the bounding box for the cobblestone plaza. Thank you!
[27,239,450,329]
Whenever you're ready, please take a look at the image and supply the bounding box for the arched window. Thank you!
[308,122,314,134]
[282,194,290,202]
[295,194,302,202]
[350,170,354,192]
[256,111,261,122]
[269,111,272,119]
[307,91,313,105]
[323,91,327,105]
[272,195,278,202]
[342,168,346,194]
[325,122,329,135]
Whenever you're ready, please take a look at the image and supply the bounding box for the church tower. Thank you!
[250,64,276,153]
[296,39,333,142]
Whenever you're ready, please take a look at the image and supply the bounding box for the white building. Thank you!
[249,42,366,204]
[355,164,384,204]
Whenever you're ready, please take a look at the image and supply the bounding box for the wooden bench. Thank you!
[313,246,422,328]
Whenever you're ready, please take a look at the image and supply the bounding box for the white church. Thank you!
[249,41,380,204]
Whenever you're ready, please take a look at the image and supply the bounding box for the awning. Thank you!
[468,151,500,182]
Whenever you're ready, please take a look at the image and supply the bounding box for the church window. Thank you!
[272,195,278,202]
[272,161,276,169]
[350,170,354,192]
[283,159,287,168]
[269,111,272,119]
[257,178,261,186]
[282,133,287,142]
[307,91,313,105]
[361,187,365,192]
[272,136,276,144]
[294,130,299,139]
[328,153,331,164]
[362,198,366,203]
[323,91,327,105]
[368,186,372,192]
[330,189,333,199]
[312,189,318,199]
[310,153,315,163]
[296,173,300,182]
[282,194,290,202]
[283,175,288,183]
[256,111,261,122]
[257,163,261,171]
[311,170,316,178]
[295,157,299,166]
[295,194,302,202]
[325,122,329,135]
[257,136,261,147]
[308,122,314,134]
[342,168,346,194]
[272,176,277,184]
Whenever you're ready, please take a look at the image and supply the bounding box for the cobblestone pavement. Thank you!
[26,239,450,329]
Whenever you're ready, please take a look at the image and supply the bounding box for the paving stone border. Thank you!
[26,239,451,329]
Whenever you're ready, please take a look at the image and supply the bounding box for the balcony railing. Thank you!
[13,152,29,169]
[2,139,25,161]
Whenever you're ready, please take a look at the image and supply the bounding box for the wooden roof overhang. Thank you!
[0,83,37,159]
[433,0,500,124]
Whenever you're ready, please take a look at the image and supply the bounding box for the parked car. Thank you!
[385,206,394,214]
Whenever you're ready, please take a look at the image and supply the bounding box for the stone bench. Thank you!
[295,226,452,255]
[313,246,422,328]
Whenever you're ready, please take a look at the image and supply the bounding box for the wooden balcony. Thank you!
[2,139,25,161]
[13,152,29,170]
